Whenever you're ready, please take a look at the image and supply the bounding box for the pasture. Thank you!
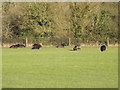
[2,46,118,88]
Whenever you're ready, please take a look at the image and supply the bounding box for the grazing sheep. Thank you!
[9,44,25,48]
[32,44,42,49]
[73,44,81,51]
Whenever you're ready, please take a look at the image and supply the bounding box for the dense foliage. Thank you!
[2,2,118,46]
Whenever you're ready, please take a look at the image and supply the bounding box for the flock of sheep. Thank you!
[9,43,106,52]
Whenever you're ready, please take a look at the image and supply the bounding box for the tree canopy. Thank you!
[2,2,118,46]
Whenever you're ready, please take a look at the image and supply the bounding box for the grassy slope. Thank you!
[2,46,118,88]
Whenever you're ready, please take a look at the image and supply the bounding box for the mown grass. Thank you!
[2,46,118,88]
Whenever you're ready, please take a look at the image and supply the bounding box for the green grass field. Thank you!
[2,46,118,88]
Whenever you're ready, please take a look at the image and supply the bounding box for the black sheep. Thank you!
[100,45,106,52]
[32,44,42,49]
[73,45,81,51]
[9,44,25,48]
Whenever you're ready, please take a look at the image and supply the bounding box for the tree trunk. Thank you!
[96,41,99,46]
[68,37,71,46]
[107,37,109,46]
[25,37,28,47]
